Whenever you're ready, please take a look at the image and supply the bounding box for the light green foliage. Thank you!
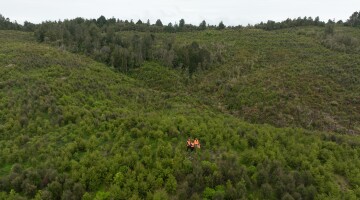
[94,191,110,200]
[165,174,177,194]
[203,187,215,199]
[152,189,168,200]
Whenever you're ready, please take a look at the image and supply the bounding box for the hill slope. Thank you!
[171,27,360,134]
[0,30,360,200]
[33,20,360,133]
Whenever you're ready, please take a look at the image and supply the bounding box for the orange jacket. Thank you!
[194,139,199,145]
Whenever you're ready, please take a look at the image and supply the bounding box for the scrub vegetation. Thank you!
[0,11,360,200]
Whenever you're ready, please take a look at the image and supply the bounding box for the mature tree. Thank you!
[136,20,143,25]
[96,16,107,27]
[23,21,36,32]
[199,20,207,30]
[112,46,129,71]
[155,19,163,26]
[131,34,143,66]
[0,14,21,30]
[346,11,360,26]
[47,181,62,199]
[142,33,155,60]
[218,21,226,30]
[314,16,320,25]
[165,22,174,33]
[179,19,185,29]
[188,42,201,75]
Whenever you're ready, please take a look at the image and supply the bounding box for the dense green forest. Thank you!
[0,11,360,200]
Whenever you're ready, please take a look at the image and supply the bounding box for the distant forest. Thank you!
[1,11,360,32]
[0,11,360,74]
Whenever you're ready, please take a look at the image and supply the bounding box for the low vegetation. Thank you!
[0,11,359,199]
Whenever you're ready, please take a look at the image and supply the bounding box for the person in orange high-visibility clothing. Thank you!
[187,138,194,151]
[187,138,191,146]
[194,138,200,149]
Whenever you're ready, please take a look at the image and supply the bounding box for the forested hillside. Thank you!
[0,11,360,200]
[31,15,360,134]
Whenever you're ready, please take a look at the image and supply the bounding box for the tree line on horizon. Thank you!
[2,11,360,33]
[0,14,225,33]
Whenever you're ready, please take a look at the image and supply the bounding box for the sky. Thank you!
[1,0,359,26]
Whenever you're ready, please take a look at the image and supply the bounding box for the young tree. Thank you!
[324,23,334,35]
[165,175,177,194]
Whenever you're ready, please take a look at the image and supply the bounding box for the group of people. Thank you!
[187,138,201,151]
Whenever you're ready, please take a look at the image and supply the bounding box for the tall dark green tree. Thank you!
[165,23,174,33]
[188,42,201,75]
[314,16,320,25]
[0,14,19,30]
[136,20,143,25]
[199,20,207,30]
[23,21,36,31]
[179,19,185,29]
[155,19,163,26]
[346,11,360,26]
[96,16,107,27]
[218,21,226,30]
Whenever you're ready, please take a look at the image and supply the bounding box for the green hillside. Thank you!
[0,26,360,200]
[29,17,360,133]
[176,27,360,134]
